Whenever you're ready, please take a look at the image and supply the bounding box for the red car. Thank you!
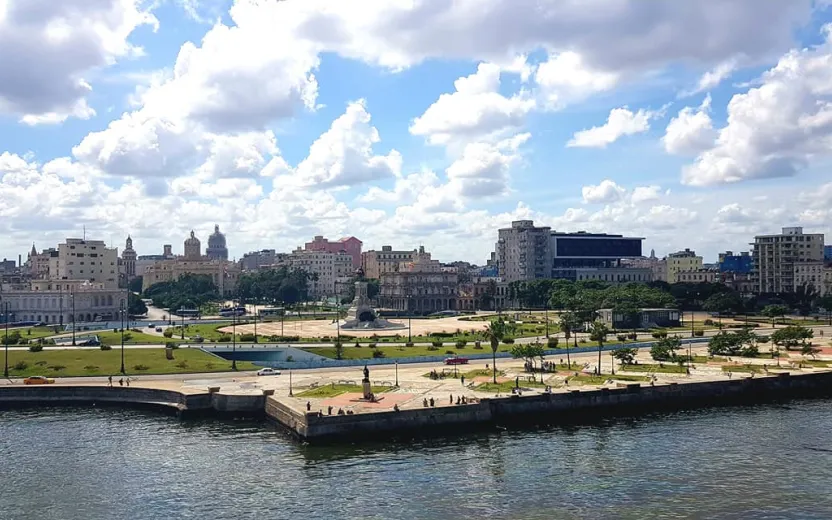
[444,356,469,365]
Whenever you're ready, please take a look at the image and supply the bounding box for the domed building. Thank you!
[206,224,229,261]
[184,230,202,260]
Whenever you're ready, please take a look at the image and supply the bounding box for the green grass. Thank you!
[621,363,688,374]
[296,383,394,398]
[422,368,506,379]
[97,331,169,345]
[169,323,236,341]
[690,355,727,363]
[303,344,514,360]
[4,348,256,377]
[792,359,830,368]
[722,364,764,374]
[475,380,548,393]
[566,373,652,385]
[8,326,64,341]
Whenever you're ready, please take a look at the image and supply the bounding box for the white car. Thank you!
[256,368,280,376]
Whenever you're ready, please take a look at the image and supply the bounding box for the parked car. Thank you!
[147,323,155,328]
[444,356,469,365]
[155,327,163,332]
[23,376,55,385]
[256,368,280,376]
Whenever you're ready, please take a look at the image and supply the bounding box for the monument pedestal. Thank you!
[362,379,372,400]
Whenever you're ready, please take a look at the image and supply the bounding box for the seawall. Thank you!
[0,386,266,417]
[266,370,832,442]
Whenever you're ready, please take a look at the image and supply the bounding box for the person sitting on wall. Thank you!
[429,397,435,407]
[423,398,428,407]
[393,404,400,412]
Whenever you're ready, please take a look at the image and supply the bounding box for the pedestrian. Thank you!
[306,401,311,411]
[126,378,130,387]
[108,375,112,387]
[429,397,435,407]
[449,394,453,404]
[423,398,428,407]
[461,375,465,386]
[119,378,123,386]
[328,406,333,415]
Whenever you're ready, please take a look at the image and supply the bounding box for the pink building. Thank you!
[304,236,363,269]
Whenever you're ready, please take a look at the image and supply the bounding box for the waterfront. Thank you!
[3,403,832,519]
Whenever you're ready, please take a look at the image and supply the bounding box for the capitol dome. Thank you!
[206,224,229,261]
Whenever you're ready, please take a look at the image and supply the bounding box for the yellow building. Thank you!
[667,249,703,283]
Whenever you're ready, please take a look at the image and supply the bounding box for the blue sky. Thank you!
[1,0,832,264]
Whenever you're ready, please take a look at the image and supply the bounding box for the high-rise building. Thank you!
[283,248,353,298]
[753,227,825,293]
[666,249,703,283]
[362,246,420,279]
[56,239,119,289]
[549,231,647,283]
[240,249,284,272]
[120,236,137,284]
[305,236,363,269]
[206,225,229,261]
[496,220,552,282]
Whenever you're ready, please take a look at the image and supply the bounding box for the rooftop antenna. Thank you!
[83,225,86,241]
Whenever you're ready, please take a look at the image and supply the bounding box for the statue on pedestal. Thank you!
[361,364,372,400]
[363,364,370,382]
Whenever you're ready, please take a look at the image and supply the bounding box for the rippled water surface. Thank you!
[2,402,832,519]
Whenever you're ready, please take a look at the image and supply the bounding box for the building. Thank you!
[54,239,119,289]
[677,269,718,283]
[718,251,753,274]
[0,279,126,325]
[378,249,459,313]
[794,261,825,294]
[26,245,56,280]
[305,236,363,269]
[362,246,419,279]
[666,249,703,284]
[720,272,755,295]
[496,220,552,282]
[283,248,353,298]
[206,225,229,261]
[0,258,16,274]
[825,245,832,262]
[597,308,681,329]
[549,231,648,283]
[753,227,825,293]
[119,236,137,285]
[141,231,240,296]
[823,266,832,297]
[240,249,281,272]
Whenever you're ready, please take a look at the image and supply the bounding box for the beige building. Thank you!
[0,279,126,325]
[361,246,420,279]
[378,250,459,313]
[26,245,56,280]
[54,238,119,289]
[496,220,552,282]
[667,249,703,283]
[283,248,353,298]
[823,266,832,297]
[142,231,240,296]
[677,269,718,283]
[753,227,825,293]
[794,261,825,294]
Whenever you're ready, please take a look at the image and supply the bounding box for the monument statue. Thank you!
[363,365,370,382]
[340,281,405,331]
[361,364,372,400]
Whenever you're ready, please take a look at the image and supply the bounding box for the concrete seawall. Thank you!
[266,371,832,442]
[0,386,266,417]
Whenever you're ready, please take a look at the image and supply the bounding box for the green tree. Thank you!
[589,321,609,375]
[651,336,682,361]
[771,325,813,351]
[334,340,344,360]
[761,304,789,328]
[612,347,638,365]
[818,295,832,325]
[128,276,143,293]
[801,343,821,359]
[128,292,148,316]
[485,318,510,384]
[702,292,743,316]
[558,312,577,368]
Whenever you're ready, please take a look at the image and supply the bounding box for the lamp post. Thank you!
[289,369,293,396]
[336,296,341,344]
[690,309,695,338]
[180,308,185,340]
[253,305,258,344]
[407,294,413,343]
[3,302,9,379]
[59,284,63,327]
[231,300,237,371]
[71,292,76,346]
[120,300,126,375]
[395,361,399,387]
[545,303,549,338]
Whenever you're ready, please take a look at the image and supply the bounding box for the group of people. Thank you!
[107,376,129,387]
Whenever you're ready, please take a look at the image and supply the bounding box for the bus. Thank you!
[176,308,201,318]
[258,307,285,318]
[219,306,246,317]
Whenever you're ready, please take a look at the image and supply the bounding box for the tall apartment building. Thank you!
[240,249,280,272]
[54,239,119,289]
[305,236,363,269]
[753,227,825,293]
[284,249,353,298]
[361,246,419,279]
[666,249,703,283]
[496,220,552,282]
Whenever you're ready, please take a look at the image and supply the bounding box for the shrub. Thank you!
[100,344,112,351]
[432,340,444,348]
[165,342,179,349]
[175,361,189,369]
[694,330,705,337]
[83,365,99,371]
[217,335,231,342]
[123,333,133,342]
[474,341,483,349]
[34,361,47,367]
[404,342,414,348]
[455,340,467,348]
[49,365,66,372]
[269,335,300,342]
[704,319,715,326]
[547,337,559,348]
[12,361,28,371]
[133,364,150,371]
[627,333,638,340]
[28,345,43,353]
[163,329,174,338]
[502,338,515,344]
[368,342,377,348]
[445,350,455,355]
[651,330,668,339]
[239,333,256,342]
[427,346,439,351]
[617,335,628,342]
[354,342,361,348]
[372,350,385,358]
[113,328,119,333]
[430,332,454,338]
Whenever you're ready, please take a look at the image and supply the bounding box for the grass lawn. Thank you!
[296,383,393,398]
[8,326,64,341]
[422,368,507,379]
[475,380,548,393]
[621,363,688,374]
[97,331,169,345]
[302,344,514,360]
[169,323,237,341]
[566,373,652,385]
[5,348,256,377]
[792,359,830,368]
[690,355,728,363]
[722,364,764,374]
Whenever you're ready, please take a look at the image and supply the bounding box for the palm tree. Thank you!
[559,312,575,369]
[485,318,509,383]
[589,321,610,375]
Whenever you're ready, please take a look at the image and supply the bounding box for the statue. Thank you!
[363,365,370,382]
[361,365,372,400]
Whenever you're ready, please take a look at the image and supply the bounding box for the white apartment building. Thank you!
[753,227,825,293]
[285,249,353,298]
[55,239,119,289]
[496,220,552,282]
[0,279,127,325]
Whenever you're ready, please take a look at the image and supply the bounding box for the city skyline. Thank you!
[2,1,832,263]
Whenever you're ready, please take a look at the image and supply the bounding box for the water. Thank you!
[2,402,832,520]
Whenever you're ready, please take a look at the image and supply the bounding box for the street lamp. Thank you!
[395,361,399,387]
[59,284,63,327]
[407,293,413,343]
[71,292,76,346]
[231,300,237,371]
[3,302,9,378]
[180,308,185,340]
[253,305,258,344]
[289,369,293,396]
[545,303,549,338]
[120,300,126,375]
[336,296,341,344]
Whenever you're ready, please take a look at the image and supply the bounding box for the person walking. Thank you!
[108,375,113,387]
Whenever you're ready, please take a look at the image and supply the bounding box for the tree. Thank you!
[128,292,148,316]
[761,304,789,328]
[478,279,498,311]
[484,318,510,384]
[144,273,219,312]
[651,337,682,361]
[511,342,546,381]
[702,292,743,316]
[818,295,832,325]
[801,343,821,359]
[589,321,609,375]
[128,276,143,293]
[771,325,813,351]
[334,340,344,360]
[612,347,638,365]
[558,312,576,369]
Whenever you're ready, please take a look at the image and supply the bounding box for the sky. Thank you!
[1,0,832,265]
